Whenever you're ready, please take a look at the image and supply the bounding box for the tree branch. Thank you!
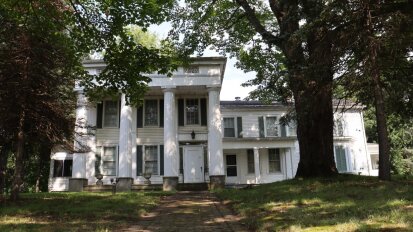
[235,0,282,47]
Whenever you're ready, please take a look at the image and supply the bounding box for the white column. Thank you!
[254,148,261,184]
[285,148,293,179]
[72,92,87,178]
[163,88,179,177]
[208,87,224,176]
[118,94,132,177]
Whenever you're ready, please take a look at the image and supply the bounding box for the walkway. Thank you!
[122,191,248,232]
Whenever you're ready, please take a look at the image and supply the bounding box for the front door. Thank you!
[183,146,204,183]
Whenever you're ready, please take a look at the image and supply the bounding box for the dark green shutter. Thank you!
[178,99,184,126]
[281,125,286,137]
[160,145,164,175]
[159,100,164,127]
[179,147,183,174]
[137,106,143,128]
[96,103,103,128]
[137,146,143,176]
[118,100,121,128]
[95,146,102,175]
[258,116,265,138]
[237,117,243,138]
[200,98,207,126]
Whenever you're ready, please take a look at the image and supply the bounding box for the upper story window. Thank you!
[334,118,345,137]
[145,100,159,126]
[223,118,235,137]
[186,99,200,125]
[103,100,119,127]
[184,66,199,74]
[265,116,279,137]
[223,117,243,138]
[53,159,72,177]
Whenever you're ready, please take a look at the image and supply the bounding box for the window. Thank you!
[335,146,348,172]
[265,116,279,137]
[184,65,199,73]
[103,100,118,127]
[145,146,158,175]
[334,118,345,136]
[186,99,199,125]
[226,155,237,176]
[223,118,235,137]
[268,149,281,173]
[145,99,158,126]
[247,149,255,174]
[53,159,72,177]
[288,121,297,137]
[102,147,117,176]
[371,154,379,170]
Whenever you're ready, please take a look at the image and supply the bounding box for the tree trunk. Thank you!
[365,2,391,181]
[10,109,25,201]
[0,143,10,202]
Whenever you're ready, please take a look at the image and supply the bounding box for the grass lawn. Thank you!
[0,191,169,231]
[216,175,413,232]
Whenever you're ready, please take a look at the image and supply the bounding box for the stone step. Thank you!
[178,183,209,191]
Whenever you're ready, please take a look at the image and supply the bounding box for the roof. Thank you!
[220,101,291,110]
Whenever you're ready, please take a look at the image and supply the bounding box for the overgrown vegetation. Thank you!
[0,191,169,231]
[216,175,413,231]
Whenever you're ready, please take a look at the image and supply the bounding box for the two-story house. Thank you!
[48,57,373,192]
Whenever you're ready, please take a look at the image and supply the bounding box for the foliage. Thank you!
[0,191,169,231]
[215,175,413,231]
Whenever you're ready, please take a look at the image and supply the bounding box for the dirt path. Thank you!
[121,191,248,232]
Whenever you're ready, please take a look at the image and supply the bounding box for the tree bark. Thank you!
[0,143,10,202]
[10,109,25,201]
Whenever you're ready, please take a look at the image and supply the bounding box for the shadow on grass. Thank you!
[216,175,413,231]
[0,191,171,231]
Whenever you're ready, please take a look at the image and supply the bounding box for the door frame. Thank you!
[183,145,204,183]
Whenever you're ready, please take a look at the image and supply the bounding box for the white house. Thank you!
[48,57,374,192]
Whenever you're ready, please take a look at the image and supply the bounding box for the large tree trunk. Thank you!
[0,143,10,202]
[365,2,391,181]
[10,110,25,201]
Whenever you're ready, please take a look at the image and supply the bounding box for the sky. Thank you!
[149,23,256,101]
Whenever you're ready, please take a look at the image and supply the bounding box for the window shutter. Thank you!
[258,116,265,138]
[96,103,103,128]
[159,100,164,127]
[136,106,143,128]
[118,100,121,128]
[237,117,243,138]
[95,146,102,175]
[178,99,184,126]
[136,145,143,176]
[200,98,207,126]
[160,145,164,176]
[281,124,287,137]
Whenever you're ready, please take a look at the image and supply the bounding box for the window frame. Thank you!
[264,116,280,137]
[101,146,117,176]
[52,159,73,178]
[225,154,237,177]
[144,99,160,127]
[334,145,348,172]
[268,149,281,173]
[185,98,201,126]
[223,117,236,138]
[102,100,119,128]
[143,145,160,176]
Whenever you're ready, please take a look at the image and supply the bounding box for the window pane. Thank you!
[145,100,158,126]
[103,161,116,175]
[226,166,237,176]
[63,160,73,177]
[226,155,237,165]
[186,99,199,125]
[53,160,64,177]
[335,146,347,172]
[268,149,281,172]
[334,119,344,136]
[103,147,116,161]
[266,117,278,137]
[145,146,158,175]
[104,100,118,127]
[371,154,379,170]
[226,155,237,176]
[223,118,235,137]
